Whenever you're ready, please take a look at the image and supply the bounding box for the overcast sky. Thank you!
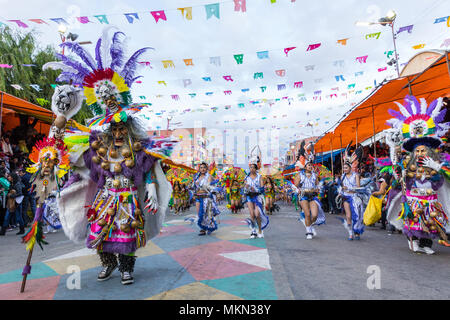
[1,0,449,162]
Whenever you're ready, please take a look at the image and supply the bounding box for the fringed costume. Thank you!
[244,146,269,238]
[193,167,221,235]
[43,27,175,284]
[386,95,450,254]
[221,166,246,213]
[293,142,326,239]
[338,142,367,240]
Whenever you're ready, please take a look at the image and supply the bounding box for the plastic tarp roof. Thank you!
[0,91,55,124]
[315,51,450,153]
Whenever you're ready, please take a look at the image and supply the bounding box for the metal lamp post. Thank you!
[356,10,400,77]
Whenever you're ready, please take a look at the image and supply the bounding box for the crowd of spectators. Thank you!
[0,123,44,236]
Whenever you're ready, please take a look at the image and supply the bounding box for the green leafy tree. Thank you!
[0,27,93,137]
[0,27,60,107]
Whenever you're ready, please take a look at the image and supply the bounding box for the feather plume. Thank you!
[55,53,91,77]
[426,98,439,116]
[56,72,85,85]
[110,31,126,70]
[130,75,143,84]
[120,47,153,86]
[394,101,411,118]
[386,119,401,128]
[60,42,97,71]
[407,95,421,114]
[387,108,407,121]
[100,26,118,70]
[43,61,77,74]
[430,97,443,120]
[419,97,428,114]
[434,108,447,124]
[95,38,103,70]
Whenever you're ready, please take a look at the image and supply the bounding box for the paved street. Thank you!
[0,203,449,300]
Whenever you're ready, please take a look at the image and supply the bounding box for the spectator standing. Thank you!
[0,172,25,235]
[19,169,36,226]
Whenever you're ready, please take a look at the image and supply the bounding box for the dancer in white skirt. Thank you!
[244,147,269,239]
[294,162,326,239]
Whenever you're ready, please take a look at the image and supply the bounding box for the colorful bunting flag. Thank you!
[11,84,23,90]
[77,16,91,24]
[306,43,321,51]
[8,20,28,28]
[355,55,368,63]
[397,25,413,34]
[94,15,109,24]
[284,47,296,56]
[254,72,263,79]
[29,19,48,25]
[183,59,194,66]
[210,56,221,66]
[162,60,175,68]
[205,3,220,19]
[257,51,269,59]
[124,13,139,24]
[151,11,167,23]
[365,32,381,39]
[234,0,246,12]
[50,18,69,26]
[178,7,193,20]
[234,54,244,64]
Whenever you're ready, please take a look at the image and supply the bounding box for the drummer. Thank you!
[294,161,325,239]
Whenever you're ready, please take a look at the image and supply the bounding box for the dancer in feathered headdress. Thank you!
[386,95,450,254]
[244,146,269,239]
[295,141,315,170]
[14,137,71,292]
[338,141,366,241]
[166,167,193,214]
[292,142,326,240]
[40,27,175,285]
[261,164,283,215]
[191,162,221,235]
[221,166,246,213]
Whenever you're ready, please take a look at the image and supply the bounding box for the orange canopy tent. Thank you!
[0,91,54,135]
[314,50,450,154]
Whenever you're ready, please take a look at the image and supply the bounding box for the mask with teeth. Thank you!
[51,85,83,119]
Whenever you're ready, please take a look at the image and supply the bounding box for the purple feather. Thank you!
[129,76,143,87]
[95,38,103,70]
[403,96,415,115]
[120,47,153,86]
[55,53,91,77]
[407,95,421,114]
[426,98,438,116]
[434,109,447,124]
[56,72,84,85]
[110,31,126,71]
[388,108,407,121]
[60,42,98,71]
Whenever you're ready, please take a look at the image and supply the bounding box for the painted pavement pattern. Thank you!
[0,211,277,300]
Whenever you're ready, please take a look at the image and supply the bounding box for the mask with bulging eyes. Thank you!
[122,178,130,188]
[53,86,80,114]
[105,178,113,189]
[50,125,65,140]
